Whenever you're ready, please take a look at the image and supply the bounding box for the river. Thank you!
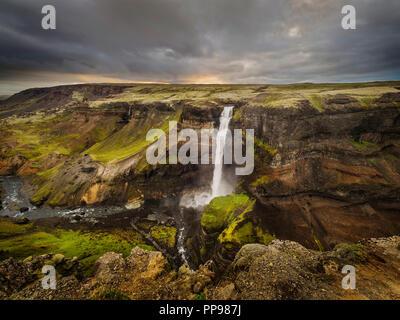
[0,175,124,220]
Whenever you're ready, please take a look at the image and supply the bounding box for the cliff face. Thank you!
[231,93,400,251]
[193,89,400,268]
[0,85,218,207]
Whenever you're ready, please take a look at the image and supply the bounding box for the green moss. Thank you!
[31,181,53,203]
[250,175,270,188]
[195,292,206,300]
[350,137,377,152]
[358,97,375,109]
[232,108,243,121]
[201,194,253,234]
[36,163,63,181]
[0,230,137,276]
[31,179,81,206]
[150,225,177,248]
[230,222,253,243]
[254,138,277,156]
[312,230,324,252]
[92,290,131,300]
[137,244,155,251]
[89,118,119,143]
[199,246,207,257]
[334,243,366,264]
[309,95,324,112]
[0,220,33,238]
[4,115,84,163]
[86,110,181,164]
[255,227,276,246]
[219,220,275,247]
[217,199,275,247]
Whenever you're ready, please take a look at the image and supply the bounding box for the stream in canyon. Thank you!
[0,175,124,220]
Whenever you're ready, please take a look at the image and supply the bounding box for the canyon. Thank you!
[0,82,400,299]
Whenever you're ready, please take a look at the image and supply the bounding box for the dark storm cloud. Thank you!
[0,0,399,94]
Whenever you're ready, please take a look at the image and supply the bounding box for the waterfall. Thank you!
[177,106,234,266]
[179,106,234,208]
[211,106,233,198]
[128,105,132,119]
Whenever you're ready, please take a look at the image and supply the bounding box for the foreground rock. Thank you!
[0,254,82,299]
[211,237,400,300]
[1,236,400,300]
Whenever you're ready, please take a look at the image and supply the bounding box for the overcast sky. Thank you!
[0,0,399,95]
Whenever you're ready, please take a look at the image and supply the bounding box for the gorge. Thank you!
[0,82,400,299]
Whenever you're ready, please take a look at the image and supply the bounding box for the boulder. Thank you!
[0,254,82,299]
[229,241,331,300]
[93,252,125,285]
[7,202,21,211]
[15,217,29,225]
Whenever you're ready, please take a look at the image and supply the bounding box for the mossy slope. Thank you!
[201,194,275,253]
[0,218,150,276]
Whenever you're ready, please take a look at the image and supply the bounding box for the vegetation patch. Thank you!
[150,225,177,248]
[250,175,270,188]
[201,194,253,234]
[0,229,139,276]
[0,219,33,239]
[217,199,275,247]
[195,292,206,300]
[232,108,243,121]
[254,138,277,156]
[312,230,324,252]
[334,243,366,264]
[358,96,375,109]
[2,114,84,164]
[350,137,377,153]
[92,290,131,300]
[309,95,324,112]
[86,110,181,164]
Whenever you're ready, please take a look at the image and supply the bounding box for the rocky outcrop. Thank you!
[0,155,27,176]
[181,103,221,129]
[0,254,82,299]
[0,247,216,300]
[2,236,400,300]
[210,236,400,300]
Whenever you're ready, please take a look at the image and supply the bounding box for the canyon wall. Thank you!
[1,84,400,266]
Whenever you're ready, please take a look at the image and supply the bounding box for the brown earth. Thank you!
[1,236,399,300]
